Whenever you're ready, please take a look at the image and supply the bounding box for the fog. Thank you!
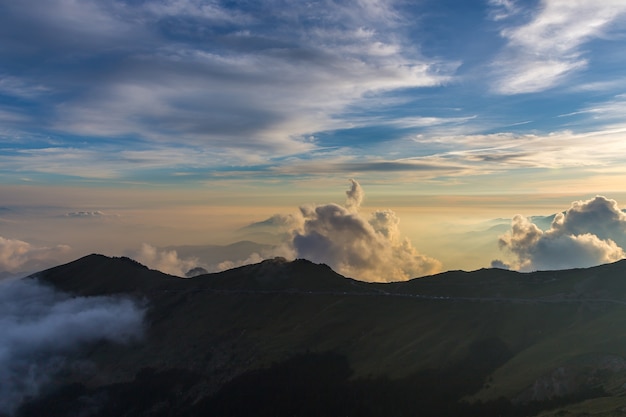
[0,277,145,415]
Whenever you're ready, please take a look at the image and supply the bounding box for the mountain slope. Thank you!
[18,256,626,416]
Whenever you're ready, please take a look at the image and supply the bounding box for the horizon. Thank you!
[2,0,626,281]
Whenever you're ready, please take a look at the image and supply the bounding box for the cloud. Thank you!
[264,180,441,282]
[242,214,300,231]
[345,178,364,210]
[0,236,70,274]
[132,243,198,277]
[490,259,510,269]
[487,0,520,21]
[65,210,107,218]
[497,196,626,271]
[0,0,454,173]
[491,0,626,94]
[574,94,626,124]
[0,277,145,415]
[216,252,265,272]
[551,196,626,244]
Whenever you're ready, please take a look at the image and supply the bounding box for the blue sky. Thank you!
[2,0,626,279]
[2,0,626,188]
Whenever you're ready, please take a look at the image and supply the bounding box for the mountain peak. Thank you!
[31,254,357,296]
[198,256,357,292]
[33,253,180,296]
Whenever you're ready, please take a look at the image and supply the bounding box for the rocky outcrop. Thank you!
[516,355,626,403]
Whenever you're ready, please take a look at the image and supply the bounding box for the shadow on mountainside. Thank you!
[17,338,604,417]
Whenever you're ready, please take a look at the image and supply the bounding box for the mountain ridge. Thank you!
[17,255,626,417]
[34,253,626,302]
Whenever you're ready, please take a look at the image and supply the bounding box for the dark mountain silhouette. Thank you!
[16,256,626,416]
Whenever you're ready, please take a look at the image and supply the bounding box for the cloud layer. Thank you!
[0,0,450,156]
[0,235,70,274]
[133,243,198,277]
[0,278,145,415]
[497,196,626,271]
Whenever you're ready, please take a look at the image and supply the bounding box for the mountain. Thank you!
[16,256,626,416]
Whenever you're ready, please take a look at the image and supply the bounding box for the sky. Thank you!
[2,0,626,280]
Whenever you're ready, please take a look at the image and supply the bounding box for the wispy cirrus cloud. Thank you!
[5,125,626,186]
[0,0,454,159]
[572,94,626,124]
[487,0,521,22]
[2,0,626,196]
[490,0,626,94]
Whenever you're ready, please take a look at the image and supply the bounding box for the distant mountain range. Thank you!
[13,255,626,416]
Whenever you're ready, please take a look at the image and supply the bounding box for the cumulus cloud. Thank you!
[551,196,626,245]
[133,243,198,277]
[345,178,364,211]
[0,278,145,415]
[0,235,70,274]
[497,196,626,271]
[263,180,441,282]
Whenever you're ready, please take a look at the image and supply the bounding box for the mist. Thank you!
[0,277,145,415]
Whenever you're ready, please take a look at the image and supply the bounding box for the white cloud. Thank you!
[216,252,264,272]
[0,278,145,415]
[133,243,198,277]
[551,196,626,246]
[0,74,50,99]
[497,196,626,271]
[269,180,441,282]
[414,128,626,173]
[487,0,520,21]
[575,94,626,123]
[0,236,70,274]
[65,210,107,218]
[3,0,453,161]
[491,0,626,94]
[144,0,251,24]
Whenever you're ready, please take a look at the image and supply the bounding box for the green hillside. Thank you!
[18,256,626,416]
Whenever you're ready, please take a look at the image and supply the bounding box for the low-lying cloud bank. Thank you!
[0,278,145,415]
[496,196,626,271]
[0,235,70,275]
[130,243,268,277]
[133,243,198,277]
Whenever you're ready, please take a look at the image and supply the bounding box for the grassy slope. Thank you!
[33,256,626,414]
